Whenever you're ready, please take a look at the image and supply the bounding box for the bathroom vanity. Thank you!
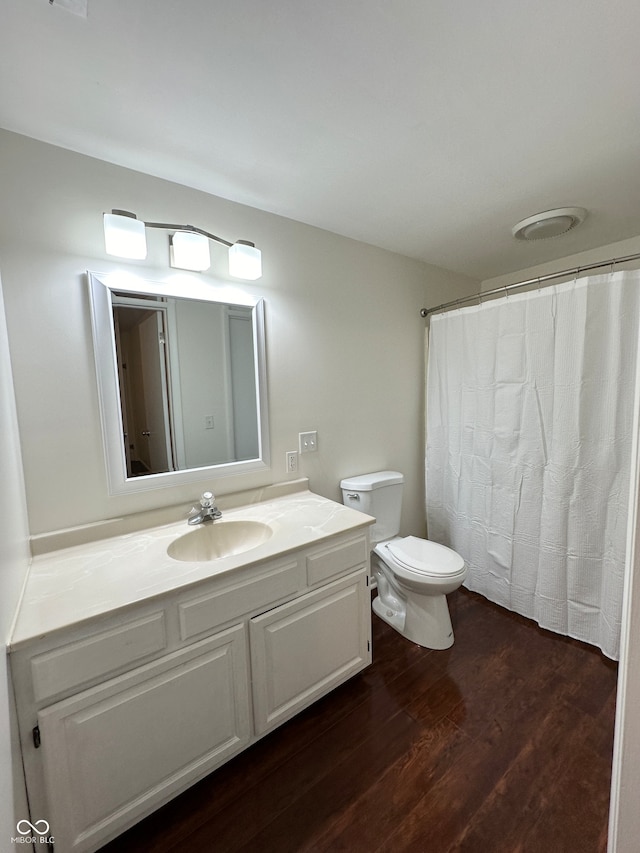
[9,483,373,852]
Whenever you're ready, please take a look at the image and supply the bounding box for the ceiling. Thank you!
[2,0,640,280]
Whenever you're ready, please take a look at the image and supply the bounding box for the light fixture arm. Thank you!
[144,221,234,248]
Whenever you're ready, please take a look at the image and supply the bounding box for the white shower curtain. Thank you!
[426,270,640,660]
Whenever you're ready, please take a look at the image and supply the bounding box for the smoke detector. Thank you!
[512,207,587,241]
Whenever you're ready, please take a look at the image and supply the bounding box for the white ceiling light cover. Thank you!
[103,211,147,259]
[170,231,211,271]
[228,241,262,280]
[512,207,587,241]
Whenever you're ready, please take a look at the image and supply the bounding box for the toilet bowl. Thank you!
[340,471,466,650]
[372,536,466,649]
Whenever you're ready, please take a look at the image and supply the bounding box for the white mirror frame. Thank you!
[88,270,270,495]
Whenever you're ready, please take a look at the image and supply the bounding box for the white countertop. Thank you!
[10,488,374,650]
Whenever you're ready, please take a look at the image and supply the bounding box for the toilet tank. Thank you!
[340,471,404,545]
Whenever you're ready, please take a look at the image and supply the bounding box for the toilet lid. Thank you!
[386,536,465,577]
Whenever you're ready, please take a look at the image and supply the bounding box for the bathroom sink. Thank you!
[168,520,273,562]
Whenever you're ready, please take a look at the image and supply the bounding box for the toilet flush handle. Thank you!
[346,493,360,500]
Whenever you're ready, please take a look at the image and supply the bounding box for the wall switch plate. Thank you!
[205,416,215,429]
[299,431,318,453]
[286,451,298,473]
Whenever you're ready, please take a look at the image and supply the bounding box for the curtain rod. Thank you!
[419,251,640,318]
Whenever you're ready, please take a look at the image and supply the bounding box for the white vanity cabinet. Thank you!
[10,528,371,853]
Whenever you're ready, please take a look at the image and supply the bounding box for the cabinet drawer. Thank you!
[31,612,167,702]
[178,557,300,641]
[306,535,368,586]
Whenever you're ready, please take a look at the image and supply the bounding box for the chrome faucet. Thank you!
[187,491,222,525]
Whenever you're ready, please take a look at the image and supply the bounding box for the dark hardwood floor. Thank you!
[100,588,617,853]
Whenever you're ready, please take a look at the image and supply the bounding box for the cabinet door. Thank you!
[250,571,371,735]
[37,624,250,853]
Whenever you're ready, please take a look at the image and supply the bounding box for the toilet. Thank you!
[340,471,466,649]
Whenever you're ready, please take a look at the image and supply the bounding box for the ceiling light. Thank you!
[103,210,147,259]
[102,210,263,280]
[512,207,587,241]
[170,231,211,271]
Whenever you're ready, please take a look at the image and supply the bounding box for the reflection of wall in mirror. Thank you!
[173,300,234,469]
[229,310,258,460]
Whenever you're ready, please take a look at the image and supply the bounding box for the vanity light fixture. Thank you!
[103,209,263,280]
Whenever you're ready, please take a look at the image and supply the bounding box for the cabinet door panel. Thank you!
[251,571,370,734]
[38,625,249,852]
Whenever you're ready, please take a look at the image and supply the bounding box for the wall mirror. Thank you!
[88,270,269,495]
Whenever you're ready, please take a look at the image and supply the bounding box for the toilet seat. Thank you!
[379,536,465,582]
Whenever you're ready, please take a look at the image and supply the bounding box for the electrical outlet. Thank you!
[286,451,298,473]
[299,431,318,453]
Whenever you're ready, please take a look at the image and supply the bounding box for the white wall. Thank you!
[0,128,479,541]
[483,237,640,853]
[0,265,31,849]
